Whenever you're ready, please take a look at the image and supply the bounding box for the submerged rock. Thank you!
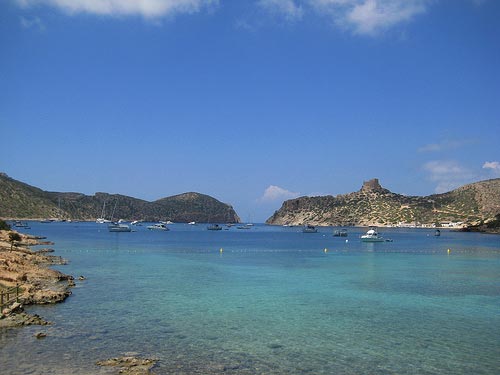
[96,355,158,374]
[0,307,51,328]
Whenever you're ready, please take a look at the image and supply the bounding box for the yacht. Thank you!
[361,228,385,242]
[147,223,169,231]
[108,223,132,232]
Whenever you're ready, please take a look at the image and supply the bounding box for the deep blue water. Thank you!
[1,222,499,374]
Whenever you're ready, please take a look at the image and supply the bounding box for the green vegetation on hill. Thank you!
[0,173,240,223]
[266,178,500,227]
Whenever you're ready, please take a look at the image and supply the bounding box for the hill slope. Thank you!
[0,173,240,223]
[266,178,500,227]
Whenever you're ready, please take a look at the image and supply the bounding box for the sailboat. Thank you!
[107,200,131,232]
[96,201,111,224]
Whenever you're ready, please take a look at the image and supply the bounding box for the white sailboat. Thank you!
[107,200,131,232]
[96,201,111,223]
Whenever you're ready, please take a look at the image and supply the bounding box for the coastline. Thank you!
[0,230,74,328]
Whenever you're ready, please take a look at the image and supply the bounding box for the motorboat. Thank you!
[13,221,30,229]
[131,220,142,226]
[361,228,385,242]
[96,218,111,224]
[302,225,318,233]
[333,229,348,237]
[434,229,441,237]
[207,224,222,231]
[108,223,132,232]
[147,223,169,231]
[188,221,196,225]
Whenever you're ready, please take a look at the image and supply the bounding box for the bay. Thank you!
[1,222,499,374]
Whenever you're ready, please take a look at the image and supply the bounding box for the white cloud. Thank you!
[258,0,304,21]
[15,0,218,18]
[423,160,476,193]
[483,161,500,176]
[308,0,429,35]
[20,16,45,30]
[347,0,426,35]
[259,185,300,202]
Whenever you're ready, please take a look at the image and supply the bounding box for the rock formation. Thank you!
[0,229,74,327]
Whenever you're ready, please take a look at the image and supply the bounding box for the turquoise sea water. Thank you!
[1,222,499,374]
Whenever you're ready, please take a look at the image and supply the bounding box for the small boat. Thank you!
[131,220,142,226]
[361,228,385,242]
[434,229,441,237]
[40,219,53,223]
[108,223,132,232]
[188,221,196,225]
[147,223,169,231]
[302,225,318,233]
[13,221,31,229]
[333,229,348,237]
[207,224,222,231]
[237,224,251,229]
[13,220,29,227]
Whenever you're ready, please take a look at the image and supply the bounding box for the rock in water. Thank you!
[96,356,158,374]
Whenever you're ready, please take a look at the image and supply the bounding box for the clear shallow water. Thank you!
[1,222,499,374]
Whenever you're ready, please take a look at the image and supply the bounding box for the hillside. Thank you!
[266,178,500,227]
[0,173,240,223]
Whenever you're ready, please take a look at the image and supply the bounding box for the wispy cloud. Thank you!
[257,0,304,22]
[258,185,300,202]
[20,15,45,30]
[308,0,429,36]
[15,0,219,19]
[418,139,473,153]
[483,161,500,176]
[423,160,476,193]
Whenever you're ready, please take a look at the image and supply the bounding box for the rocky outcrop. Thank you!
[0,302,51,328]
[267,178,500,227]
[0,230,74,327]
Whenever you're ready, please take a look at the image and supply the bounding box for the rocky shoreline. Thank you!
[0,230,74,328]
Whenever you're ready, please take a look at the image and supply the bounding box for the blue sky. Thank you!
[1,0,499,222]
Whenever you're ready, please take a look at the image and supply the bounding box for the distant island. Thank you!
[266,178,500,231]
[0,173,240,223]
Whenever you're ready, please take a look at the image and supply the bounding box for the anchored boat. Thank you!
[360,228,385,242]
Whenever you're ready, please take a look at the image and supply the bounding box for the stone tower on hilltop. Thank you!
[360,178,388,193]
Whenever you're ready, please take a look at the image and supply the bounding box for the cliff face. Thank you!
[266,178,500,227]
[0,173,240,223]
